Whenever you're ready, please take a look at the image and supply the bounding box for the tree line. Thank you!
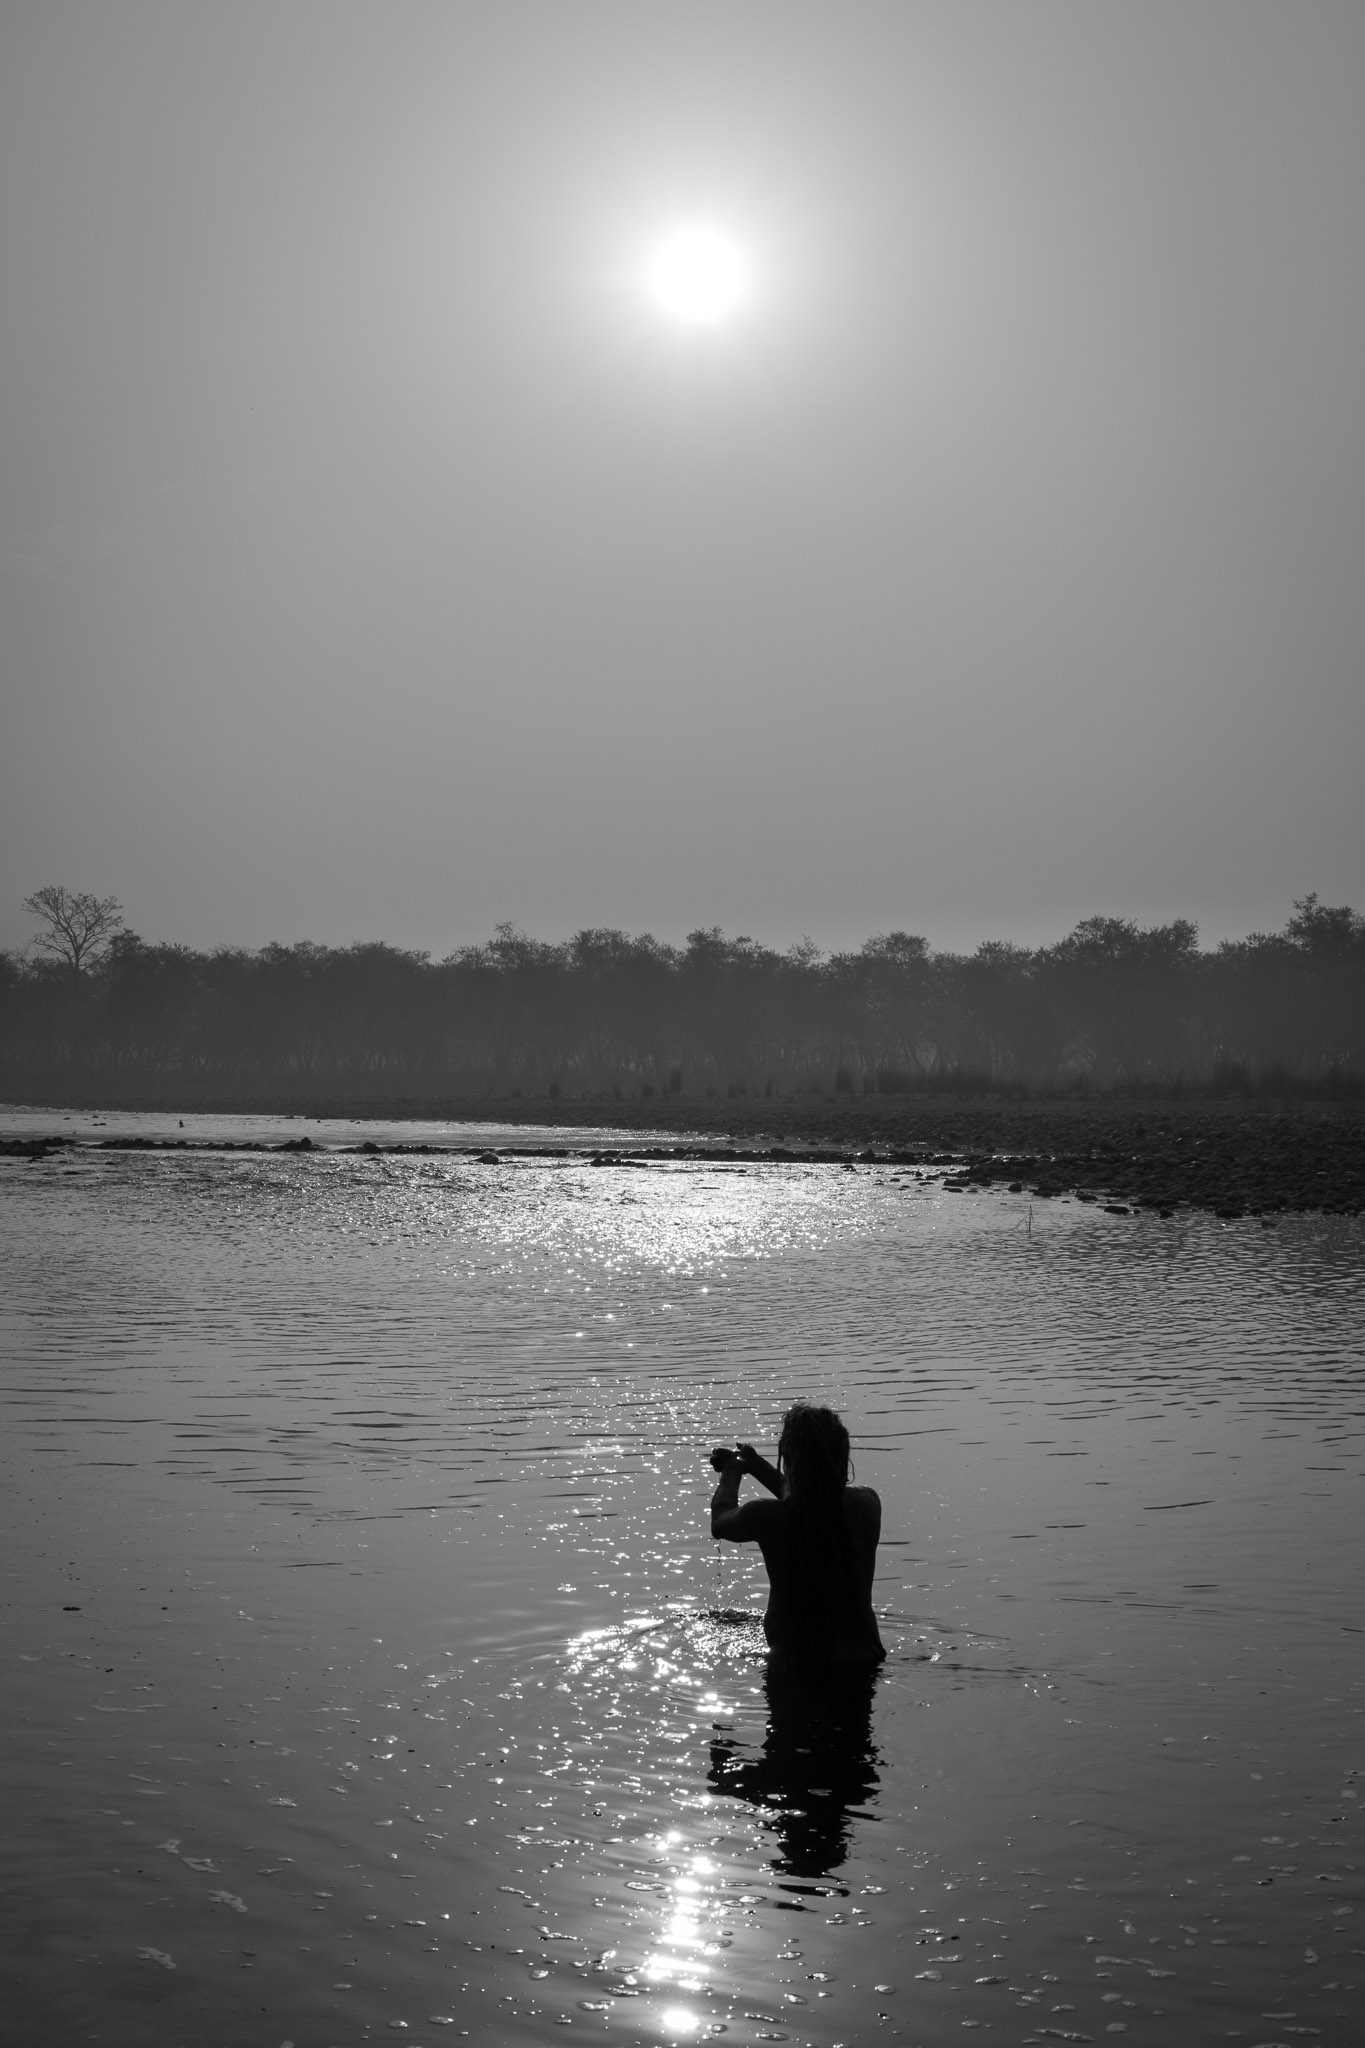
[3,888,1362,1100]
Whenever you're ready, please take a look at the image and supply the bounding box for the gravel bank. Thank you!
[5,1098,1361,1217]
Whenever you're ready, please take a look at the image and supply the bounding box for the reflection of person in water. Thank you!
[708,1661,881,1877]
[708,1402,886,1670]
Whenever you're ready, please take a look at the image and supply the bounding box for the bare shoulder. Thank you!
[846,1486,882,1532]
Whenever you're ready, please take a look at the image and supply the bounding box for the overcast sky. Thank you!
[2,1,1362,960]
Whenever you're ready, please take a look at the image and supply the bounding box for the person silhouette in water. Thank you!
[709,1402,885,1670]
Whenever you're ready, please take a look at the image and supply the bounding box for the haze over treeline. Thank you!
[3,895,1362,1102]
[3,8,1362,971]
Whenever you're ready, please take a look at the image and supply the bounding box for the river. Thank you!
[2,1110,1361,2047]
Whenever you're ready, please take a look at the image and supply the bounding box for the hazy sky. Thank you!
[3,2,1362,960]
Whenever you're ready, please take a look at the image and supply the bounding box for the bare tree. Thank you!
[22,885,125,979]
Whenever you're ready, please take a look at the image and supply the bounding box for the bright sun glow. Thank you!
[647,229,748,324]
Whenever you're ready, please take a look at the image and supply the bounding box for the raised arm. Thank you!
[736,1443,782,1496]
[710,1455,743,1538]
[708,1446,774,1542]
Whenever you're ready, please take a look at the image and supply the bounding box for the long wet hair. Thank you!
[777,1402,852,1510]
[776,1403,860,1645]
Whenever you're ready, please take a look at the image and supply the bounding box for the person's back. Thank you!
[751,1484,884,1666]
[710,1403,885,1671]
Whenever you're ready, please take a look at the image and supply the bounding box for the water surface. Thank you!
[2,1118,1361,2045]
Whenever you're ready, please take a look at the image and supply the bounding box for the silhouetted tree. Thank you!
[1286,892,1365,964]
[1029,916,1199,1082]
[22,886,125,982]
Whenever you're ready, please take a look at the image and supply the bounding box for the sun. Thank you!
[647,228,748,326]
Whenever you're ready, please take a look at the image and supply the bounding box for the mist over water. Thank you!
[2,1120,1361,2045]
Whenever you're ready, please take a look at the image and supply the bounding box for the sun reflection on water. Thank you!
[559,1619,762,2032]
[641,1838,727,2024]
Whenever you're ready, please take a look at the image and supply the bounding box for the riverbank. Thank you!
[4,1096,1361,1216]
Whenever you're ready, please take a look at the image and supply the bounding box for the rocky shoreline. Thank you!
[4,1098,1362,1218]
